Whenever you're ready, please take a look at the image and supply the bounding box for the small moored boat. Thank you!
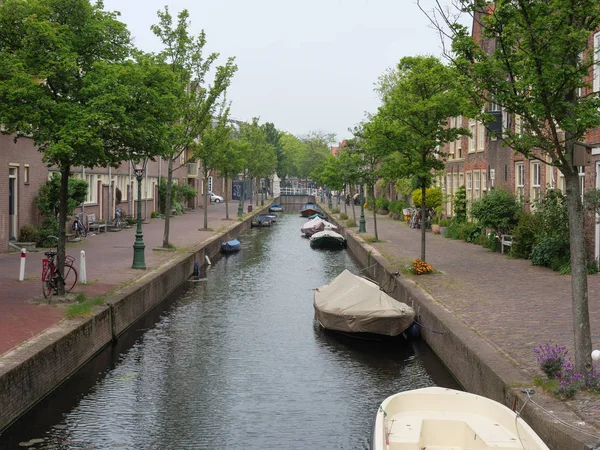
[314,270,415,337]
[309,229,346,249]
[221,238,241,254]
[371,387,549,450]
[307,212,325,220]
[300,203,321,217]
[251,215,272,228]
[269,205,283,212]
[301,217,337,237]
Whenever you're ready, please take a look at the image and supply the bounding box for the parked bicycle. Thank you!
[42,236,78,298]
[113,206,123,230]
[72,213,87,238]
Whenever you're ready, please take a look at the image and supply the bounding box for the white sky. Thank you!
[102,0,464,144]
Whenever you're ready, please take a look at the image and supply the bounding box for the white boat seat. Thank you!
[387,411,523,450]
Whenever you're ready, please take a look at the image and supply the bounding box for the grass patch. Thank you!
[532,376,560,394]
[330,207,340,214]
[66,294,104,318]
[339,213,348,220]
[363,236,384,244]
[346,219,357,227]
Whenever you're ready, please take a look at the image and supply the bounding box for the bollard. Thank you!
[205,255,211,266]
[593,350,600,361]
[18,248,26,281]
[80,250,87,284]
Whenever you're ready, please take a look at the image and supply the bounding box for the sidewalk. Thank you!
[346,205,600,430]
[0,202,242,355]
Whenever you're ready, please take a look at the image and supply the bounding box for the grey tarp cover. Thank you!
[301,217,337,236]
[314,270,415,336]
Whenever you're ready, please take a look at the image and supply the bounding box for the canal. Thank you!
[1,213,460,450]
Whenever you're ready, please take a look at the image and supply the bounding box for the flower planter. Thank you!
[439,226,447,236]
[432,224,441,235]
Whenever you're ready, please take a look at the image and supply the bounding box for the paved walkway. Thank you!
[342,204,600,432]
[0,201,243,355]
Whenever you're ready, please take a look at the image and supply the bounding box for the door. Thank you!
[596,162,600,267]
[9,167,17,240]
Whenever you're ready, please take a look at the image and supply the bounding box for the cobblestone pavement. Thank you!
[0,201,242,355]
[345,204,600,431]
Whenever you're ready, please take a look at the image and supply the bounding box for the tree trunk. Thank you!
[57,165,70,296]
[203,171,209,230]
[371,184,378,241]
[225,176,230,220]
[162,157,174,248]
[564,167,593,375]
[421,185,427,262]
[344,183,348,216]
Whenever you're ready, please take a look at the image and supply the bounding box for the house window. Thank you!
[515,163,525,200]
[477,121,485,151]
[514,114,523,135]
[558,170,566,194]
[85,174,97,204]
[466,171,472,204]
[459,172,464,187]
[469,119,476,153]
[481,169,487,193]
[447,174,452,196]
[531,162,541,201]
[594,32,600,93]
[474,171,481,200]
[180,150,186,166]
[453,173,458,193]
[24,165,30,184]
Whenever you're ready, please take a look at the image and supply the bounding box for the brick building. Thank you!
[0,135,230,253]
[440,13,600,262]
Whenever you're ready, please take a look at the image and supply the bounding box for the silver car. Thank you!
[209,191,224,203]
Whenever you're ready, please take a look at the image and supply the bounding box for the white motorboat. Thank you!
[314,270,415,336]
[301,217,337,237]
[371,387,549,450]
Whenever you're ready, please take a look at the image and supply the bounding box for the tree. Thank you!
[424,0,600,374]
[194,99,232,230]
[279,132,304,178]
[369,56,470,259]
[263,122,284,182]
[152,7,237,248]
[214,124,243,221]
[0,0,131,293]
[338,143,363,220]
[311,154,343,197]
[297,131,336,179]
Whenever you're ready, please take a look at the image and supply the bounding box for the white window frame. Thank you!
[514,114,523,135]
[474,171,481,200]
[466,171,472,204]
[515,162,525,200]
[477,121,485,151]
[469,119,476,153]
[453,173,458,193]
[459,172,464,187]
[558,169,566,194]
[594,32,600,93]
[531,161,541,201]
[85,174,97,204]
[481,169,487,193]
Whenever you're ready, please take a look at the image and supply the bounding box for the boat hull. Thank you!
[371,387,550,450]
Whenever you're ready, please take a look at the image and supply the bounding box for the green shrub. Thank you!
[375,197,390,211]
[151,211,158,219]
[439,218,452,227]
[469,188,520,236]
[339,213,348,220]
[346,219,357,227]
[531,235,570,270]
[530,189,570,271]
[482,231,500,252]
[412,187,442,210]
[453,185,467,223]
[19,225,40,243]
[444,222,464,240]
[388,200,409,216]
[511,212,541,259]
[366,196,376,210]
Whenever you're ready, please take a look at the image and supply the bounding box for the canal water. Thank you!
[1,213,459,450]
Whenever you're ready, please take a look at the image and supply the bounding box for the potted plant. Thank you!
[431,213,441,234]
[439,218,451,236]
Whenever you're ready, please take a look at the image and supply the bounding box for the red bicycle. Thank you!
[42,236,78,298]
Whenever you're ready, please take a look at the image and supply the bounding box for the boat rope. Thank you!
[411,318,445,335]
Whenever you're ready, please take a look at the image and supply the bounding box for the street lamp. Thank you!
[328,189,333,209]
[132,158,148,270]
[359,184,367,233]
[237,175,244,218]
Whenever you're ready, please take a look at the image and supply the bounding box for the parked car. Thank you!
[209,191,224,203]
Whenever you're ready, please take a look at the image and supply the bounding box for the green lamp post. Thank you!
[359,184,367,233]
[132,158,148,269]
[327,190,333,209]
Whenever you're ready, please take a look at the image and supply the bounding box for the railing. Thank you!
[279,187,318,196]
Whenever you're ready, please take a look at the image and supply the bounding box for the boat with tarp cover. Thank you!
[309,229,346,249]
[313,270,415,336]
[301,217,337,237]
[221,238,241,254]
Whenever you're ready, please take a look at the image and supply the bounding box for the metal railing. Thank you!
[278,187,318,196]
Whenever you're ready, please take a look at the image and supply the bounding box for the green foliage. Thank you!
[412,187,442,209]
[151,211,158,219]
[530,190,570,270]
[444,221,483,243]
[346,219,357,227]
[388,200,409,216]
[482,231,500,252]
[178,184,197,203]
[339,213,348,220]
[19,225,40,243]
[469,188,520,236]
[36,174,88,219]
[585,188,600,221]
[439,218,452,227]
[375,197,390,211]
[453,186,467,223]
[511,212,541,259]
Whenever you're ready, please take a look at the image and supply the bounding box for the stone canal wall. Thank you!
[0,207,270,433]
[327,212,593,450]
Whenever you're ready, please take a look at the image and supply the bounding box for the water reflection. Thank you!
[1,213,459,450]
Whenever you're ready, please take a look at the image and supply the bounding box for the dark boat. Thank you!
[309,229,347,250]
[262,213,277,222]
[269,205,283,212]
[300,203,321,217]
[221,238,241,253]
[251,215,273,228]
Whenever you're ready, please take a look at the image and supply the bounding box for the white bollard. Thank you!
[18,248,26,281]
[205,255,211,266]
[80,250,87,284]
[592,350,600,362]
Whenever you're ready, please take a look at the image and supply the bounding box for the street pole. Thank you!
[328,190,333,209]
[132,171,146,269]
[359,184,367,233]
[237,179,244,218]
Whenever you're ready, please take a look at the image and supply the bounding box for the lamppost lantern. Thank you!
[131,158,148,270]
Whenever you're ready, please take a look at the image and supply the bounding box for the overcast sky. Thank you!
[102,0,464,144]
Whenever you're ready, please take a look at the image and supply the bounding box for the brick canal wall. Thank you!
[327,212,594,450]
[0,206,270,433]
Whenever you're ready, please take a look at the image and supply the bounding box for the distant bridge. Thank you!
[277,187,318,196]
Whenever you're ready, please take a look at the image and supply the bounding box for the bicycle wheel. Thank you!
[42,268,54,299]
[63,263,78,292]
